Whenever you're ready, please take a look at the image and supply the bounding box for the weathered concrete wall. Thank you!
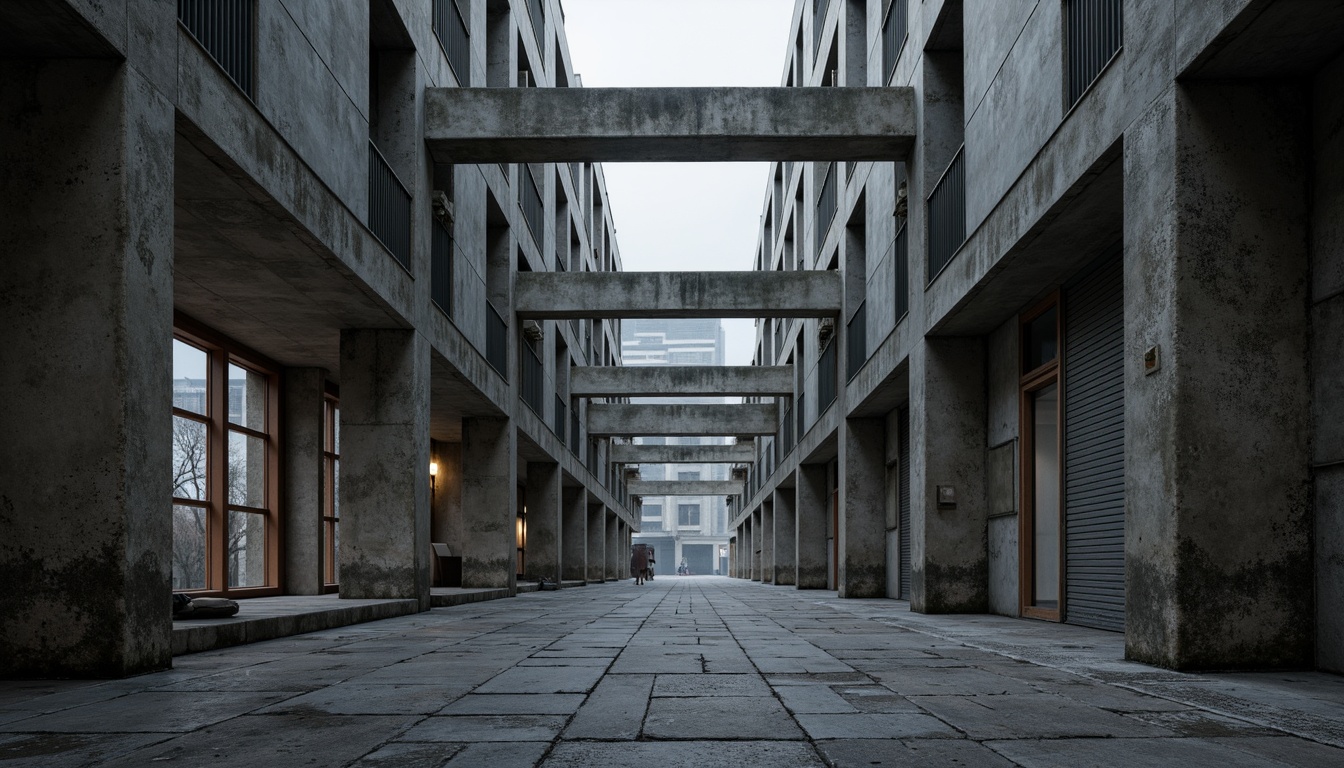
[1124,81,1313,670]
[461,418,517,590]
[589,403,779,437]
[525,462,562,583]
[986,319,1019,616]
[796,464,830,589]
[910,338,988,613]
[283,368,328,596]
[840,418,888,598]
[430,441,464,558]
[0,60,174,678]
[338,329,431,608]
[572,366,793,397]
[1314,52,1344,673]
[611,443,756,465]
[773,488,798,586]
[606,512,623,581]
[516,271,841,319]
[562,487,587,582]
[586,504,606,582]
[426,87,916,163]
[760,503,775,584]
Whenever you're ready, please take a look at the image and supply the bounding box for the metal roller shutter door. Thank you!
[898,405,911,601]
[1064,249,1125,632]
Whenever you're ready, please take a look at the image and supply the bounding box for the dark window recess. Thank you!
[368,142,412,269]
[780,402,795,459]
[1023,305,1058,373]
[846,301,866,381]
[521,341,544,416]
[813,0,829,53]
[432,0,470,84]
[431,220,453,315]
[177,0,255,99]
[1065,0,1122,107]
[526,0,545,50]
[893,223,909,321]
[815,162,838,255]
[926,147,965,280]
[486,301,508,378]
[570,407,581,455]
[818,340,838,413]
[554,394,566,439]
[520,165,544,248]
[881,0,908,84]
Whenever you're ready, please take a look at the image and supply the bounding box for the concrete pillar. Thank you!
[587,504,605,582]
[1124,82,1312,670]
[283,368,328,595]
[760,502,775,584]
[606,511,622,581]
[909,338,987,613]
[562,487,587,582]
[0,60,174,677]
[461,417,517,589]
[796,464,829,588]
[525,462,562,584]
[839,418,887,598]
[751,509,762,581]
[338,329,431,607]
[773,487,797,585]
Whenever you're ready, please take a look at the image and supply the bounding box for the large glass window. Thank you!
[171,328,280,596]
[1019,296,1061,620]
[678,504,701,528]
[323,394,340,589]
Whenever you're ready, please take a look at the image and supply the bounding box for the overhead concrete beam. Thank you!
[425,87,916,163]
[571,366,793,397]
[516,271,840,319]
[588,403,778,437]
[611,443,756,465]
[629,480,744,497]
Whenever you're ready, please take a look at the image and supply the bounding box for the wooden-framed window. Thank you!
[1019,293,1062,621]
[322,390,340,591]
[171,319,281,597]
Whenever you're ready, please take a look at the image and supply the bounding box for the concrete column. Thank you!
[339,329,431,607]
[751,509,762,581]
[839,418,887,598]
[525,462,562,584]
[0,60,174,677]
[796,464,829,589]
[773,488,797,585]
[461,417,517,589]
[1124,82,1312,669]
[562,487,587,582]
[606,511,622,581]
[760,502,775,584]
[587,504,605,582]
[283,368,327,595]
[909,338,988,613]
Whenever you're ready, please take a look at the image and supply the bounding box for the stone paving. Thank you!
[2,577,1343,767]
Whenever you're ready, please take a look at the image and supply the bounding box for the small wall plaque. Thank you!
[1144,345,1161,376]
[937,485,957,509]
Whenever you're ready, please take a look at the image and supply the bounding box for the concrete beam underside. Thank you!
[610,443,756,465]
[588,403,780,437]
[571,366,793,397]
[627,480,745,497]
[425,87,916,163]
[515,271,841,319]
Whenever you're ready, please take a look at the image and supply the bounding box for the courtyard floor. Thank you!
[2,577,1343,767]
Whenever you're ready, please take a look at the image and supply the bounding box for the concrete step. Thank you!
[172,595,420,656]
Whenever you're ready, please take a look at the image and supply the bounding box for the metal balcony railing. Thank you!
[526,0,546,50]
[520,165,544,248]
[432,0,470,84]
[797,393,806,443]
[813,0,829,53]
[780,404,795,459]
[554,394,566,439]
[894,223,909,321]
[431,220,452,316]
[177,0,254,99]
[846,302,867,381]
[819,340,838,413]
[882,0,908,85]
[927,147,965,279]
[368,142,412,269]
[486,301,508,378]
[1066,0,1123,107]
[521,342,545,416]
[570,408,581,455]
[815,162,837,255]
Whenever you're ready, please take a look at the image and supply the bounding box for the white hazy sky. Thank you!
[560,0,796,366]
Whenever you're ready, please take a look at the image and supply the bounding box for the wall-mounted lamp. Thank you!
[430,461,438,496]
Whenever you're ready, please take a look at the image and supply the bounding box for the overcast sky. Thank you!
[560,0,796,366]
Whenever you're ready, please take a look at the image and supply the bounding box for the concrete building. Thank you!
[2,0,1341,682]
[623,319,733,575]
[0,0,639,678]
[730,0,1344,674]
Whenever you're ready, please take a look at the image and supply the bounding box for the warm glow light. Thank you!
[429,461,438,477]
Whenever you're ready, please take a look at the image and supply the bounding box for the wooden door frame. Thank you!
[1017,293,1064,622]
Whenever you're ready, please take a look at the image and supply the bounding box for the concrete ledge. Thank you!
[629,480,745,496]
[611,443,756,464]
[589,403,779,437]
[426,87,916,163]
[515,271,841,319]
[172,595,421,656]
[571,365,793,397]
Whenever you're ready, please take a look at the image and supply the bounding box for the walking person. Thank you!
[631,544,649,585]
